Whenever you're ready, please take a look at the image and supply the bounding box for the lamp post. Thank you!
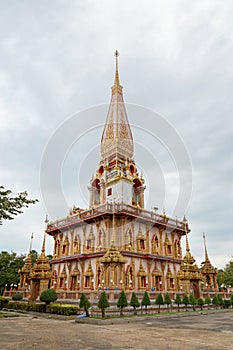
[91,278,95,290]
[102,279,105,290]
[77,280,80,290]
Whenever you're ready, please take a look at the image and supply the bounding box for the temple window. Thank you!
[62,245,66,254]
[170,278,174,289]
[167,245,172,254]
[85,276,90,288]
[107,188,112,196]
[141,276,146,288]
[59,278,63,288]
[70,276,76,291]
[86,239,91,250]
[140,239,145,250]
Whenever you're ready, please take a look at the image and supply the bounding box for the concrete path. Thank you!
[0,310,233,349]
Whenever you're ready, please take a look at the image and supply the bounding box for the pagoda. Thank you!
[46,52,201,297]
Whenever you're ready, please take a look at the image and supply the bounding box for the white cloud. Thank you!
[0,0,232,269]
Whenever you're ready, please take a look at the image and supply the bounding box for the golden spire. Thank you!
[29,232,34,252]
[183,215,190,253]
[203,232,210,262]
[114,50,120,85]
[41,215,49,255]
[100,51,134,161]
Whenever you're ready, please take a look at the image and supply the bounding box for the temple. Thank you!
[16,52,218,301]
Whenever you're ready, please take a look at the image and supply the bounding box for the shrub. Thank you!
[141,291,151,314]
[79,293,91,317]
[205,294,212,308]
[224,299,231,309]
[175,294,182,312]
[130,292,140,315]
[48,304,78,315]
[155,293,164,313]
[6,301,46,313]
[164,293,172,311]
[12,293,23,301]
[212,294,219,308]
[189,294,197,311]
[28,303,46,313]
[217,295,224,308]
[98,291,110,318]
[182,294,189,311]
[197,297,204,310]
[40,289,57,305]
[117,290,128,316]
[0,296,9,310]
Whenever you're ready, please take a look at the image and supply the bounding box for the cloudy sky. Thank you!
[0,0,232,269]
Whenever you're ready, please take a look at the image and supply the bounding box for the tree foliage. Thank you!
[197,297,204,310]
[217,260,233,287]
[141,291,151,313]
[97,291,110,318]
[164,293,172,311]
[205,294,212,307]
[212,294,219,308]
[80,293,91,317]
[0,186,38,225]
[155,293,164,313]
[40,289,57,305]
[182,294,189,311]
[189,294,197,310]
[0,251,25,294]
[117,290,128,316]
[130,292,140,315]
[12,293,23,301]
[175,294,182,312]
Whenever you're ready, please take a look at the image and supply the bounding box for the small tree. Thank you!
[79,293,91,317]
[175,294,182,312]
[217,294,224,308]
[205,294,211,309]
[212,294,219,309]
[164,293,172,312]
[197,297,204,310]
[40,289,57,306]
[117,290,128,316]
[141,291,151,314]
[182,294,189,311]
[155,293,164,313]
[130,292,140,315]
[97,291,110,318]
[189,294,197,311]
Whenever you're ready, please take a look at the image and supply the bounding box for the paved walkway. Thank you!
[1,310,233,349]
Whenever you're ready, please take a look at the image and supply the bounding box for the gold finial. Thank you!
[183,216,190,253]
[29,232,34,252]
[203,232,209,261]
[44,214,49,225]
[114,49,120,85]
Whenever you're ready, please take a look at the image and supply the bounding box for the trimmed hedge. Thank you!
[12,293,23,301]
[0,296,9,310]
[47,303,79,316]
[6,301,46,313]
